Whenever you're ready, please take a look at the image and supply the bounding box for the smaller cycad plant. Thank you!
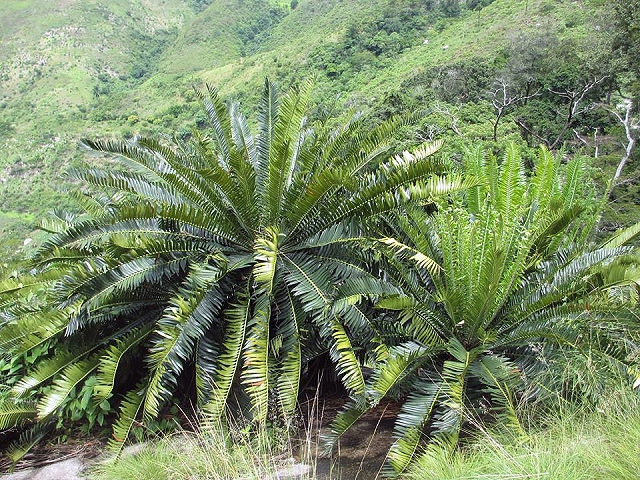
[325,144,640,476]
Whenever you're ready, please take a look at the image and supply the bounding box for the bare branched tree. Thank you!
[490,79,540,141]
[601,98,639,183]
[432,102,463,136]
[573,127,600,158]
[547,76,608,149]
[417,124,445,142]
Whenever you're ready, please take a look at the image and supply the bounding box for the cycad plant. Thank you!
[326,144,640,476]
[0,80,470,457]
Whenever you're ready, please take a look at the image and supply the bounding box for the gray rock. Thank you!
[32,458,84,480]
[0,470,33,480]
[271,462,312,479]
[1,458,84,480]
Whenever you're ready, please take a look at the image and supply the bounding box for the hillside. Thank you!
[0,0,626,262]
[0,0,194,259]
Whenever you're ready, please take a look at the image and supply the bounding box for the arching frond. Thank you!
[144,285,223,419]
[0,399,37,430]
[5,422,54,465]
[12,347,94,398]
[37,356,101,418]
[601,220,640,248]
[325,317,365,395]
[385,380,443,476]
[274,285,303,417]
[203,282,251,419]
[94,326,154,402]
[282,253,332,313]
[241,291,271,424]
[255,78,279,198]
[108,383,146,458]
[264,79,312,224]
[380,237,442,277]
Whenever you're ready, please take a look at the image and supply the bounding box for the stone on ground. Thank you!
[1,458,84,480]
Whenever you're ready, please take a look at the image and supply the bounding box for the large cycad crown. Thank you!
[0,79,470,456]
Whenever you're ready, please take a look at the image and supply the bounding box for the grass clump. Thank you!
[89,421,315,480]
[406,390,640,480]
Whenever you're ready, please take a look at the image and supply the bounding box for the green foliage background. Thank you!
[1,0,636,262]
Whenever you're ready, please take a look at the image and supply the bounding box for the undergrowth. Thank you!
[89,420,317,480]
[407,388,640,480]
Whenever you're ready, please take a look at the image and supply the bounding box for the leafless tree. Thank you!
[601,98,638,183]
[573,127,600,158]
[490,79,539,142]
[416,124,444,143]
[431,102,462,137]
[546,76,608,149]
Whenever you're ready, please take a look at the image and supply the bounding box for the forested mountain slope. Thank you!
[0,0,633,262]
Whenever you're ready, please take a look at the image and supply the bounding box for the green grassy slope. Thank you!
[183,0,604,103]
[0,0,192,259]
[0,0,611,261]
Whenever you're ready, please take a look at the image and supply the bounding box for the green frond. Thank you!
[108,384,146,458]
[253,226,281,294]
[282,253,332,312]
[312,172,473,239]
[37,356,101,418]
[0,273,55,297]
[376,295,418,311]
[61,257,189,327]
[385,426,424,477]
[496,143,526,220]
[283,167,346,240]
[0,307,71,356]
[333,302,377,346]
[195,84,234,164]
[0,399,37,430]
[322,399,368,452]
[561,154,587,207]
[470,355,523,435]
[386,381,443,476]
[82,137,246,242]
[241,291,271,424]
[274,286,303,417]
[264,79,312,224]
[335,275,400,301]
[292,220,363,250]
[529,205,586,258]
[5,422,54,465]
[203,283,251,419]
[495,305,583,347]
[94,326,153,402]
[601,220,640,248]
[228,100,254,157]
[380,237,442,277]
[192,142,257,235]
[367,342,433,405]
[326,317,365,395]
[315,113,364,169]
[144,286,222,419]
[255,78,280,199]
[463,146,486,215]
[69,168,182,206]
[12,347,93,397]
[529,145,558,213]
[39,210,75,234]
